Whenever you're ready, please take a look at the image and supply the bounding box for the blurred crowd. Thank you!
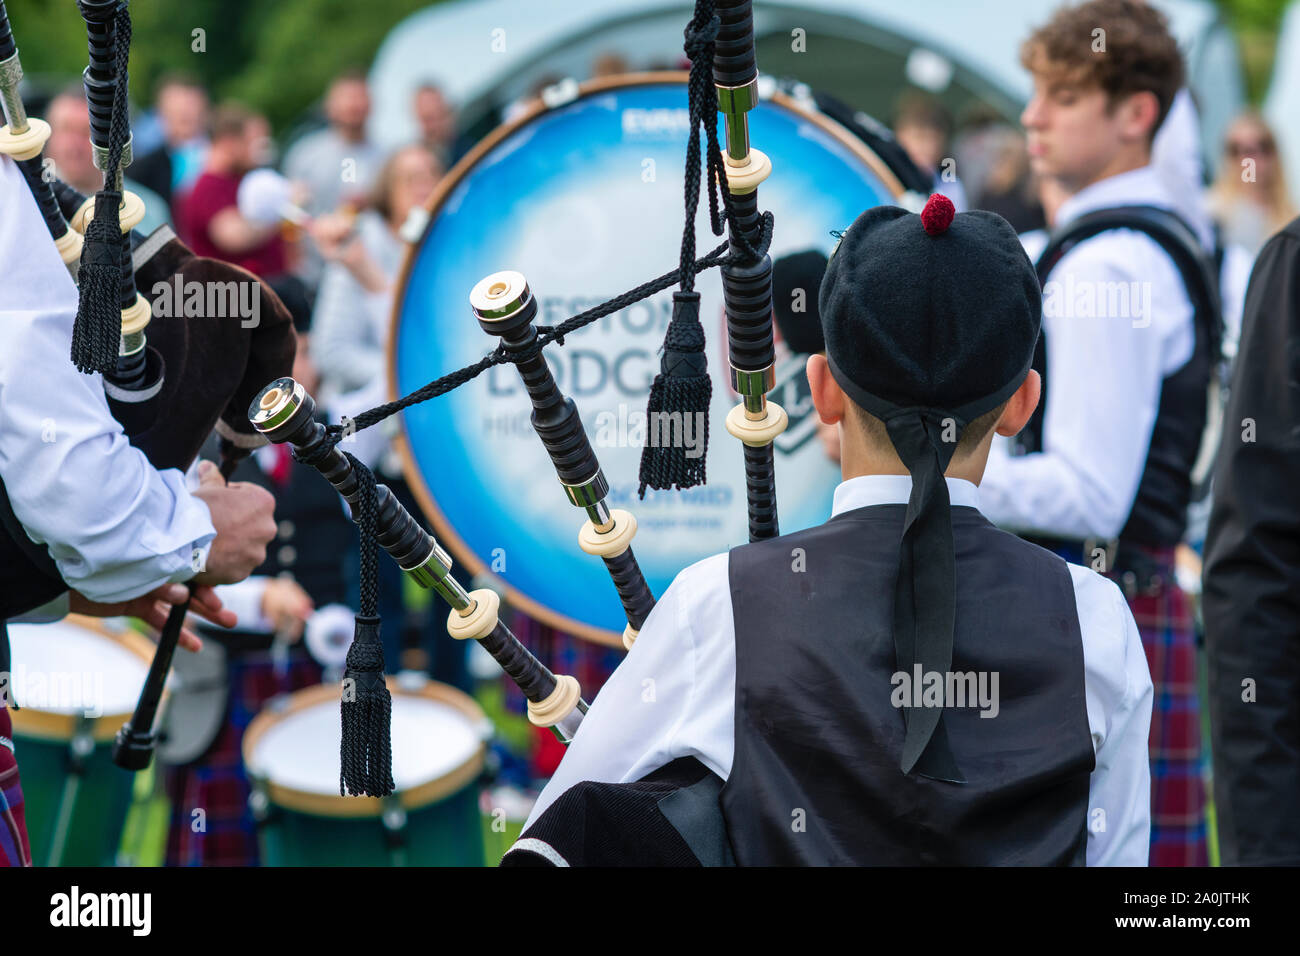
[34,54,1292,397]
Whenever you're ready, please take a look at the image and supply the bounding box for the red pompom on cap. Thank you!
[920,193,955,236]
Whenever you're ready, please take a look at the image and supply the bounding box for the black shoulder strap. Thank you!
[1036,204,1224,363]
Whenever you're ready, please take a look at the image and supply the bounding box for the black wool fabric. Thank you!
[772,249,828,356]
[819,204,1040,413]
[817,199,1041,782]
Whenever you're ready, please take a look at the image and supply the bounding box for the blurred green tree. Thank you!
[4,0,444,132]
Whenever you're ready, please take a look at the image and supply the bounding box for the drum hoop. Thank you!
[241,678,487,819]
[8,615,160,742]
[389,70,905,646]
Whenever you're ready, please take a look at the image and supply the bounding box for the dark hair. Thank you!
[210,102,256,141]
[330,67,369,90]
[1020,0,1185,139]
[845,399,1010,460]
[892,90,953,139]
[154,71,205,97]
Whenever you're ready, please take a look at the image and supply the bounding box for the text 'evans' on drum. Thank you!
[392,73,903,645]
[6,615,157,866]
[242,677,489,866]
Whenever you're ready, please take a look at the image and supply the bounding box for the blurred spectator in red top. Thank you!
[178,103,286,277]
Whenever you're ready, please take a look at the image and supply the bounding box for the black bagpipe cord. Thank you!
[71,1,131,376]
[639,0,768,497]
[338,452,394,797]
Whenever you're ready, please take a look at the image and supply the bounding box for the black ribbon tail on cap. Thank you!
[339,614,394,797]
[637,290,711,497]
[885,408,967,784]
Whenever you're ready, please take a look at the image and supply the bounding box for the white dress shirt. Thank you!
[981,165,1196,539]
[0,156,216,605]
[528,475,1153,866]
[1151,89,1215,253]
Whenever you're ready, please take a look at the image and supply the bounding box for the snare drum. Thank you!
[243,677,489,866]
[6,615,156,866]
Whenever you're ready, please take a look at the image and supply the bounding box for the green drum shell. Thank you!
[244,680,488,867]
[16,735,138,867]
[256,786,484,867]
[8,621,157,867]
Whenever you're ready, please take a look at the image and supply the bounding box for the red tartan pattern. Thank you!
[164,645,321,866]
[0,707,31,867]
[1112,548,1209,868]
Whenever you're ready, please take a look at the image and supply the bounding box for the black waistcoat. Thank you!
[1021,206,1220,547]
[720,504,1095,865]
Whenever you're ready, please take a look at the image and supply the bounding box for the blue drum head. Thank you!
[392,74,902,644]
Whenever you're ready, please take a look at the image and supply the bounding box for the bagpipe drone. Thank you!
[0,0,297,769]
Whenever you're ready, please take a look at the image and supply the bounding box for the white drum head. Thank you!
[6,617,151,717]
[249,689,483,796]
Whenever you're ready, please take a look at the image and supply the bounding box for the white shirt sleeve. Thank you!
[1151,89,1215,253]
[523,552,736,829]
[980,234,1193,538]
[1069,564,1154,866]
[0,156,217,604]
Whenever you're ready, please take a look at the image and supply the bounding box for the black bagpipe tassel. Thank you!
[339,614,394,797]
[638,291,711,497]
[71,187,124,375]
[338,452,394,797]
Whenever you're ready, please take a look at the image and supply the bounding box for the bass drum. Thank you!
[6,616,157,866]
[243,677,490,866]
[391,72,906,645]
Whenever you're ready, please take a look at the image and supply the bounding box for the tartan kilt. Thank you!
[1120,554,1209,868]
[164,644,321,866]
[0,706,31,867]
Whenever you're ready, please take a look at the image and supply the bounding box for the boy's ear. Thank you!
[806,353,846,425]
[1118,89,1161,144]
[994,370,1042,437]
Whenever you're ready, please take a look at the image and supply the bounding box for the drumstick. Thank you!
[248,379,588,742]
[471,270,657,650]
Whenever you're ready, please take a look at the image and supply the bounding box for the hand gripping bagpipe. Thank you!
[245,0,776,799]
[0,1,297,770]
